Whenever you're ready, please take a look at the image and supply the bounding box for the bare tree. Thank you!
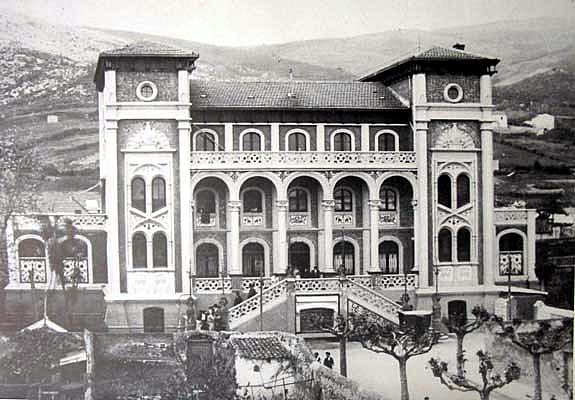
[354,318,437,400]
[429,350,521,400]
[0,135,42,315]
[442,305,491,377]
[308,312,355,376]
[494,318,573,400]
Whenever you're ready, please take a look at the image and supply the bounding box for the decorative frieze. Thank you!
[378,211,398,226]
[494,208,529,225]
[334,213,354,225]
[289,214,308,226]
[242,214,264,226]
[14,214,107,231]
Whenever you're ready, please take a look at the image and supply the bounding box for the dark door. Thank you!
[143,307,165,333]
[289,242,310,277]
[447,300,467,329]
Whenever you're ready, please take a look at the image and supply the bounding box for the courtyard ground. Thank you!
[310,332,570,400]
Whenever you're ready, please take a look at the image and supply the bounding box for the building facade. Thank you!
[5,42,539,332]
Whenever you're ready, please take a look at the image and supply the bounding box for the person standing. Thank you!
[323,352,334,369]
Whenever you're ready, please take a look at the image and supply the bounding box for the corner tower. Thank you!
[94,42,198,322]
[362,46,500,291]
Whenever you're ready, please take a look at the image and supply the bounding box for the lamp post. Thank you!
[432,265,442,335]
[400,268,411,311]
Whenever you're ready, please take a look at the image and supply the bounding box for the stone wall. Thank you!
[426,74,480,103]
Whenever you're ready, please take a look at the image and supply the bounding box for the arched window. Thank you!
[131,177,146,212]
[242,242,265,277]
[132,233,147,269]
[379,241,399,274]
[457,228,471,262]
[499,232,523,252]
[195,131,216,151]
[288,188,308,212]
[18,239,45,258]
[379,188,397,211]
[288,132,307,151]
[242,132,261,151]
[499,232,524,275]
[438,229,453,262]
[334,188,353,212]
[196,190,216,225]
[243,189,263,213]
[152,177,166,212]
[456,174,470,208]
[333,241,354,275]
[378,132,396,151]
[152,232,168,268]
[438,175,452,208]
[333,132,352,151]
[196,243,219,278]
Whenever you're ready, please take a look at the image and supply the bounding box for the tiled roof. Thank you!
[360,46,499,82]
[189,80,407,110]
[38,190,101,213]
[230,336,291,360]
[100,41,199,58]
[414,46,497,61]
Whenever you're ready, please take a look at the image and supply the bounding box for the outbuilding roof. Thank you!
[229,336,292,360]
[190,80,407,110]
[99,40,199,58]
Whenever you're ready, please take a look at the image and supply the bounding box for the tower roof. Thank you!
[360,46,500,83]
[94,41,199,91]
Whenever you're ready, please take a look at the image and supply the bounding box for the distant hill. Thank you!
[1,11,575,173]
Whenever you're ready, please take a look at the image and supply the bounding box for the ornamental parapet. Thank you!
[190,151,416,170]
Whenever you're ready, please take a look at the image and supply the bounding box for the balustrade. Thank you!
[18,258,47,284]
[228,279,288,327]
[499,251,524,276]
[288,213,308,226]
[378,211,398,226]
[62,258,89,284]
[194,277,232,293]
[190,151,416,170]
[196,213,216,227]
[241,213,264,227]
[14,214,107,231]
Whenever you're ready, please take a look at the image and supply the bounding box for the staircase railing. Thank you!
[228,279,289,327]
[345,279,401,324]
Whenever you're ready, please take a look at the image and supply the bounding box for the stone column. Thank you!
[227,200,242,275]
[322,200,335,273]
[481,123,495,286]
[368,200,381,272]
[411,199,419,276]
[178,121,192,294]
[276,200,289,275]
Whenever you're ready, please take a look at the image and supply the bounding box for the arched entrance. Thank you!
[196,243,219,278]
[333,241,355,275]
[242,242,265,277]
[379,241,400,274]
[448,300,467,330]
[289,242,310,277]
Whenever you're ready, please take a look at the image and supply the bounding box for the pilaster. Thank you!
[178,121,192,294]
[271,123,280,152]
[481,124,495,286]
[224,123,234,152]
[227,200,242,275]
[360,124,370,152]
[415,121,430,288]
[105,120,120,294]
[368,200,381,273]
[178,70,190,103]
[527,209,537,282]
[412,73,426,105]
[276,200,288,275]
[480,75,492,105]
[317,124,325,151]
[322,200,335,273]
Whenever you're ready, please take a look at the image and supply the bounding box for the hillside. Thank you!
[0,11,574,177]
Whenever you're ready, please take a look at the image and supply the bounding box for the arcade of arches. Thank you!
[190,173,415,277]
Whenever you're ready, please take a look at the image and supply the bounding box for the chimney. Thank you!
[288,67,293,81]
[453,43,465,51]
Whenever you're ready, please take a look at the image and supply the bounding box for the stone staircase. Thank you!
[228,277,402,330]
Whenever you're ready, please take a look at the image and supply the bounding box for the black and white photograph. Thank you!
[0,0,574,399]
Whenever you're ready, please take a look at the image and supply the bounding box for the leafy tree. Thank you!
[0,328,83,384]
[429,350,521,400]
[494,318,573,400]
[442,305,490,377]
[353,318,437,400]
[0,135,42,314]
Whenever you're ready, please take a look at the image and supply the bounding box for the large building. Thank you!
[5,42,540,332]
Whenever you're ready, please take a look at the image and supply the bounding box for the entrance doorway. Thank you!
[289,242,310,277]
[447,300,467,330]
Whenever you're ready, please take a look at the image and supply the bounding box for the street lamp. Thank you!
[432,265,442,335]
[400,268,411,311]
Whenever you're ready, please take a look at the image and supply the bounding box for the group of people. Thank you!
[313,351,334,369]
[198,296,229,331]
[286,266,322,279]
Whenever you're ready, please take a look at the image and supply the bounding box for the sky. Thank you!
[2,0,575,46]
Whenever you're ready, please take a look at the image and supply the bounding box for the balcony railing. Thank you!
[378,211,398,226]
[196,213,216,227]
[14,214,107,231]
[190,151,416,170]
[499,251,524,276]
[242,213,264,227]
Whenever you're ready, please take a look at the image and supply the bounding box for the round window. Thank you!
[443,83,464,103]
[136,81,158,101]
